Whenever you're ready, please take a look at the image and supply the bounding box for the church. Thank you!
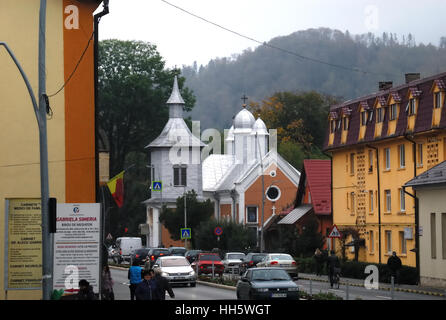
[143,76,301,249]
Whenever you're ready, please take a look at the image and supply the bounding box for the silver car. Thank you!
[153,256,197,287]
[256,254,298,278]
[222,252,245,273]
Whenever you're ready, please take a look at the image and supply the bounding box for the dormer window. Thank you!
[434,91,442,109]
[330,119,336,133]
[377,108,383,123]
[409,98,416,115]
[343,116,349,130]
[361,111,367,126]
[390,103,397,120]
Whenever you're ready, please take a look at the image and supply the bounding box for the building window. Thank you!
[390,103,397,120]
[431,213,437,259]
[399,188,405,212]
[266,186,281,202]
[330,119,336,133]
[385,190,391,212]
[350,192,355,214]
[399,231,407,254]
[377,108,383,123]
[370,231,374,253]
[385,230,392,254]
[384,148,391,170]
[408,98,416,115]
[369,190,374,213]
[399,144,405,168]
[442,213,446,259]
[368,149,373,172]
[434,92,442,109]
[417,143,423,166]
[343,116,349,130]
[246,206,258,224]
[350,153,355,175]
[173,166,187,186]
[361,111,367,126]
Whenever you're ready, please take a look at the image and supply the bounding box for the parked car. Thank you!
[145,248,170,268]
[236,267,299,300]
[222,252,245,273]
[131,248,151,266]
[190,253,225,276]
[153,256,197,287]
[185,250,203,263]
[239,252,268,274]
[115,237,142,263]
[168,246,187,256]
[256,253,298,278]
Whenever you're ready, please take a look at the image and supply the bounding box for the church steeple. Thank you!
[167,76,185,118]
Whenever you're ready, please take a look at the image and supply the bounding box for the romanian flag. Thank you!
[107,170,125,208]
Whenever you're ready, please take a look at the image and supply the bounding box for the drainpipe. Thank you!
[94,0,109,204]
[403,134,420,284]
[367,144,382,264]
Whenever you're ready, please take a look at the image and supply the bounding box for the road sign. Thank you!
[106,233,113,241]
[152,181,162,191]
[214,226,223,236]
[328,224,342,238]
[181,228,191,240]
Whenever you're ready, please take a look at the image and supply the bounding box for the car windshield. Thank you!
[252,269,290,281]
[200,254,221,261]
[161,258,189,267]
[270,254,293,261]
[228,254,245,260]
[252,255,266,262]
[135,249,149,255]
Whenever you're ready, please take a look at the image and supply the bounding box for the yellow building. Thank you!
[324,72,446,268]
[0,0,103,299]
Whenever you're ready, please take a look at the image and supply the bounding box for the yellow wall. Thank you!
[0,0,98,300]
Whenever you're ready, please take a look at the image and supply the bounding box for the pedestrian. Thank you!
[326,250,340,288]
[144,256,152,272]
[76,279,96,300]
[101,265,114,300]
[128,260,142,300]
[387,251,402,285]
[135,269,158,300]
[152,268,175,300]
[313,248,324,276]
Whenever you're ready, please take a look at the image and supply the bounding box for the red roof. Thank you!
[303,159,331,215]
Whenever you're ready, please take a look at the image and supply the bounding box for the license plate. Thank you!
[174,277,186,280]
[271,293,287,298]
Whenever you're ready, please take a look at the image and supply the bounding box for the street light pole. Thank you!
[184,186,187,249]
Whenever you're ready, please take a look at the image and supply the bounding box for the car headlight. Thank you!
[162,272,170,277]
[288,287,299,292]
[189,271,195,276]
[256,288,269,292]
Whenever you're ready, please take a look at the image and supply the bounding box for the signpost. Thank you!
[328,224,341,251]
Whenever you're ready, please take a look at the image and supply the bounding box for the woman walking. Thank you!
[102,265,115,300]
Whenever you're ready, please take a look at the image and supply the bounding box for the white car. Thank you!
[222,252,246,273]
[153,256,197,287]
[256,253,298,279]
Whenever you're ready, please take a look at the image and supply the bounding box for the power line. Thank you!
[0,156,96,169]
[160,0,398,78]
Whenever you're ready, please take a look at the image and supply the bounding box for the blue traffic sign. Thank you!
[152,181,162,191]
[181,228,191,240]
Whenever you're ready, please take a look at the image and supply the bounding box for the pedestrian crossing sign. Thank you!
[181,228,191,240]
[328,224,342,238]
[152,181,162,192]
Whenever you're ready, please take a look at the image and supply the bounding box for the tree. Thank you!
[159,190,214,246]
[294,217,324,258]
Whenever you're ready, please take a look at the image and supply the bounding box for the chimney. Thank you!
[405,73,420,84]
[379,81,393,91]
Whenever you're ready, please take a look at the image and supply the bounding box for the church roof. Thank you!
[166,76,185,104]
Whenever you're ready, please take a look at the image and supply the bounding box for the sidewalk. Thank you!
[298,272,446,297]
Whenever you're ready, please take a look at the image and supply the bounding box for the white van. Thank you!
[115,237,142,263]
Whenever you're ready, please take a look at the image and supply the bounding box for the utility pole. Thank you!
[256,132,265,253]
[184,186,187,249]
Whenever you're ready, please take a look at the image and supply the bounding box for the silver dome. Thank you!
[253,118,268,135]
[233,108,255,129]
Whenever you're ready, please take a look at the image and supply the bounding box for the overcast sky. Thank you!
[97,0,446,69]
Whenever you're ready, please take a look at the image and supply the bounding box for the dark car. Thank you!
[131,248,151,265]
[190,253,224,275]
[168,246,187,256]
[239,253,268,274]
[236,268,299,300]
[185,250,203,263]
[145,248,170,268]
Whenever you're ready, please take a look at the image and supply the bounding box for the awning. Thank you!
[277,204,312,225]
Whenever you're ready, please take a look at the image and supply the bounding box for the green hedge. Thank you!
[295,257,418,285]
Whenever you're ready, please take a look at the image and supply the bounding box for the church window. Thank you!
[173,165,187,186]
[246,206,258,223]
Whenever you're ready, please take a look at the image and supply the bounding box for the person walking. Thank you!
[387,251,402,285]
[135,269,158,300]
[152,268,175,300]
[76,279,96,300]
[326,250,340,288]
[101,265,114,300]
[128,260,142,300]
[313,248,324,276]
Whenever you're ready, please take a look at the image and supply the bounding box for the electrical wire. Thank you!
[160,0,398,78]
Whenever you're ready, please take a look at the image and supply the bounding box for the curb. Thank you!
[197,280,237,291]
[299,276,445,297]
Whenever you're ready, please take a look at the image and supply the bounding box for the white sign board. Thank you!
[328,225,342,238]
[404,227,413,240]
[53,203,101,295]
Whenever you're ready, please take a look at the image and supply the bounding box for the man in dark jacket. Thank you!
[152,268,175,300]
[135,270,157,300]
[326,250,340,288]
[76,279,96,300]
[387,251,402,285]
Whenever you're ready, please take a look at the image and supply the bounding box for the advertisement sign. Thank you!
[53,203,101,295]
[4,199,42,290]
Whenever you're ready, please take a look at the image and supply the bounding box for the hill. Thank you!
[182,28,446,130]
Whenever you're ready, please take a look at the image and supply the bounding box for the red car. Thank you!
[191,253,224,275]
